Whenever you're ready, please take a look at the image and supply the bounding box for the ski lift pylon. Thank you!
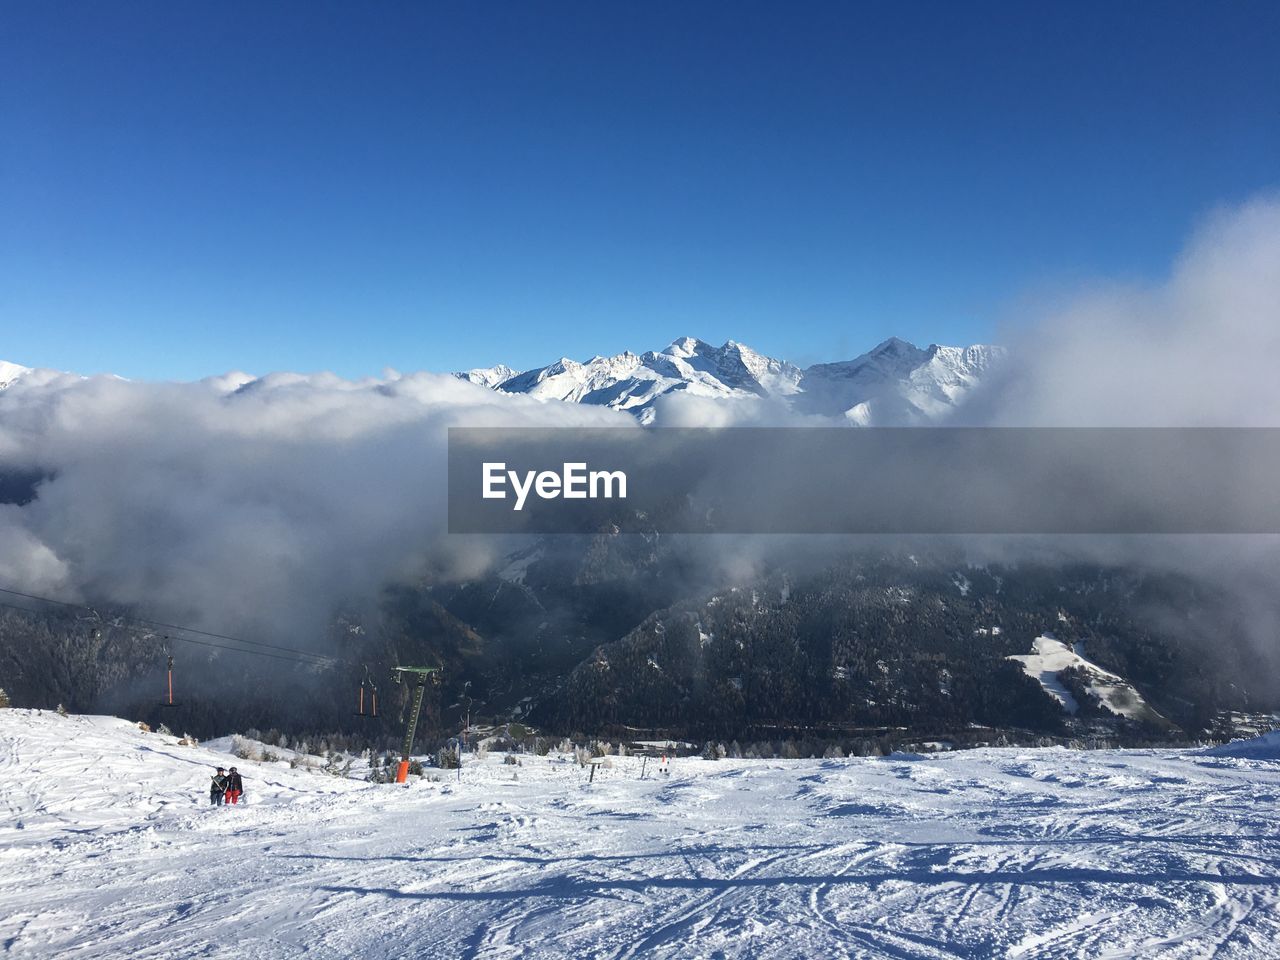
[390,665,442,783]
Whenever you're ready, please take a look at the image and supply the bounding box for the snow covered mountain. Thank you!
[462,336,1002,423]
[2,336,1000,423]
[0,360,31,390]
[794,337,1004,424]
[490,337,802,418]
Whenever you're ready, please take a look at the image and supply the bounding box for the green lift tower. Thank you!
[392,665,441,783]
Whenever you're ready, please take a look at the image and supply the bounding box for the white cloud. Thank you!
[963,194,1280,426]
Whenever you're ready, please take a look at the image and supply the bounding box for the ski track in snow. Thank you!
[3,711,1280,959]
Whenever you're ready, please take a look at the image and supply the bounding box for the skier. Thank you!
[224,766,244,805]
[210,767,228,806]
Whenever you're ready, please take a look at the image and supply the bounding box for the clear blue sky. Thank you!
[2,2,1277,380]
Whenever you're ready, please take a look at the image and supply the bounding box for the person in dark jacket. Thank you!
[224,767,244,805]
[210,767,228,805]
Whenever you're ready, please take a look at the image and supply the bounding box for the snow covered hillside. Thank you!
[4,709,1280,958]
[1008,635,1167,725]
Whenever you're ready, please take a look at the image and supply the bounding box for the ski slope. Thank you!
[3,710,1280,958]
[1007,635,1163,724]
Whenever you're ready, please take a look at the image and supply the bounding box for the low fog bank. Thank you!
[0,370,633,641]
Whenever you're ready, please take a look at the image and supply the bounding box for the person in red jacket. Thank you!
[224,766,244,805]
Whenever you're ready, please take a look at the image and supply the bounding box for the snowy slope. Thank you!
[488,336,1001,423]
[0,359,32,390]
[0,712,365,844]
[5,709,1280,958]
[1008,635,1165,724]
[1204,730,1280,760]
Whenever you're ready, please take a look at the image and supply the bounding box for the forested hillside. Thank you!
[2,544,1274,747]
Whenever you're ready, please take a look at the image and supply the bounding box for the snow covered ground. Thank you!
[3,710,1280,958]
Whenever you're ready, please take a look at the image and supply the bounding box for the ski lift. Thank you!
[355,665,379,719]
[160,642,179,708]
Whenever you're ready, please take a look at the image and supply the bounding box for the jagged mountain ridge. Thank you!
[456,336,1004,424]
[2,336,1002,424]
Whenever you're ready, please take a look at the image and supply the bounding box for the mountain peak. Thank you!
[870,336,918,355]
[663,336,714,358]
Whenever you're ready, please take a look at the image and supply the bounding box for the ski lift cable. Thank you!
[0,584,337,662]
[0,598,337,666]
[0,588,346,667]
[158,631,339,665]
